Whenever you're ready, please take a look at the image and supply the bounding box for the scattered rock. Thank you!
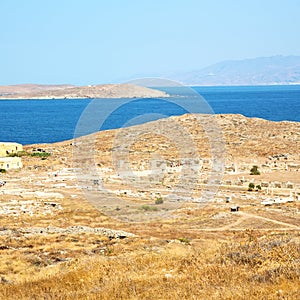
[18,226,135,239]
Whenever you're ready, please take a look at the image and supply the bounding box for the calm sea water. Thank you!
[0,85,299,145]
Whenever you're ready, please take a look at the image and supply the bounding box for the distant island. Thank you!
[168,55,300,86]
[0,83,169,99]
[2,55,300,98]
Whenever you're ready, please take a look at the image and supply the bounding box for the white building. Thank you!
[0,157,23,170]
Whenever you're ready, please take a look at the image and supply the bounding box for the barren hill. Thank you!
[38,113,300,163]
[23,113,300,192]
[0,84,74,96]
[0,83,168,99]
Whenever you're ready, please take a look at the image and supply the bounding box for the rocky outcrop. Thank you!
[18,226,135,239]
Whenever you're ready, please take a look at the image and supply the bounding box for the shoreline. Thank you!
[0,95,170,100]
[0,83,169,100]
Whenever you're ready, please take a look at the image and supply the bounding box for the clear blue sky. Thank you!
[1,0,299,85]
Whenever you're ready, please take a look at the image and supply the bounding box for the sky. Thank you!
[1,0,300,85]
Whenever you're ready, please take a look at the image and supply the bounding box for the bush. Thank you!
[31,152,51,157]
[140,205,158,212]
[177,237,191,245]
[155,197,163,205]
[250,165,260,175]
[8,151,29,157]
[248,182,255,191]
[0,169,6,173]
[256,185,262,191]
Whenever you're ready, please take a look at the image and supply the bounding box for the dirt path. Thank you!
[238,212,299,228]
[189,211,300,232]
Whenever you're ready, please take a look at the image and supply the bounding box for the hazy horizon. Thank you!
[1,0,300,85]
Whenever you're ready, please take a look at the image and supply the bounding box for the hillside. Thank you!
[0,114,299,299]
[169,55,300,85]
[44,113,300,166]
[0,84,74,96]
[22,113,300,212]
[0,83,168,99]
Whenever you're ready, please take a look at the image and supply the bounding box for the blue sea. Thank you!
[0,85,299,145]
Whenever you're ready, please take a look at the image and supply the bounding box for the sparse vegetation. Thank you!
[177,237,191,245]
[248,182,255,191]
[250,165,260,175]
[0,177,299,299]
[140,205,159,211]
[31,152,51,157]
[256,184,262,191]
[155,197,164,205]
[8,151,29,157]
[0,230,298,299]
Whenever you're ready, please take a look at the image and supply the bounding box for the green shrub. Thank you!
[7,151,29,157]
[248,182,255,191]
[31,152,51,157]
[140,205,158,212]
[7,153,18,157]
[250,165,260,175]
[155,197,163,205]
[0,168,6,173]
[256,185,262,190]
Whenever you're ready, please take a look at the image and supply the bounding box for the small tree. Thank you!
[250,165,260,175]
[256,185,262,191]
[248,182,255,191]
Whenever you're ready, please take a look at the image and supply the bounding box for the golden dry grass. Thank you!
[0,231,299,299]
[0,196,299,300]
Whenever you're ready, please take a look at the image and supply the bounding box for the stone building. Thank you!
[0,142,23,157]
[0,142,23,170]
[0,157,23,169]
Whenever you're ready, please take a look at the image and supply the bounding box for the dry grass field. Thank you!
[0,196,299,300]
[0,191,299,299]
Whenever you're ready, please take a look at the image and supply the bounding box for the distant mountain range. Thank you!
[168,55,300,86]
